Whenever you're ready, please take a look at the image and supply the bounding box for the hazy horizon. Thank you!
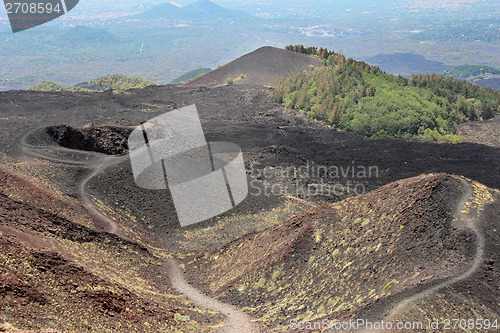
[0,0,498,90]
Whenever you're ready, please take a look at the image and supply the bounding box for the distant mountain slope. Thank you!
[442,65,500,90]
[138,0,250,21]
[367,53,450,76]
[187,46,325,87]
[170,68,212,84]
[443,65,500,80]
[28,74,156,92]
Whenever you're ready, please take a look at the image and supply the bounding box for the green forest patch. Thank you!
[276,46,500,143]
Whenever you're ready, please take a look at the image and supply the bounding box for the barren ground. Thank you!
[1,83,500,332]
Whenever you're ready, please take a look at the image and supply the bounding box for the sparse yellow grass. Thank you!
[0,226,218,332]
[189,174,495,332]
[180,198,310,252]
[0,153,92,227]
[460,177,497,215]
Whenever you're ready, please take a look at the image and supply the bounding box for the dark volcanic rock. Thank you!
[46,125,132,155]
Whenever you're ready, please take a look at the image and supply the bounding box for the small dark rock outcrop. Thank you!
[46,125,133,155]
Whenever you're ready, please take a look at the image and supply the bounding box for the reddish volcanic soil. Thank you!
[1,81,500,332]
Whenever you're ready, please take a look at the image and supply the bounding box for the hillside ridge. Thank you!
[185,173,496,332]
[187,46,325,87]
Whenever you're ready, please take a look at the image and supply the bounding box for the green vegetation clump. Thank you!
[383,279,399,292]
[285,44,337,59]
[28,74,156,93]
[28,81,67,92]
[226,77,234,85]
[276,46,500,142]
[75,74,155,91]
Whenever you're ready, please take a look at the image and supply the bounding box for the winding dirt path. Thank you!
[77,155,128,235]
[359,176,484,333]
[19,128,125,234]
[17,127,261,333]
[167,259,261,333]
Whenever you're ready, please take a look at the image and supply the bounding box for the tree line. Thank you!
[277,46,500,142]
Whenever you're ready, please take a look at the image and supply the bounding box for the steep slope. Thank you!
[0,192,222,332]
[186,174,498,332]
[187,46,325,87]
